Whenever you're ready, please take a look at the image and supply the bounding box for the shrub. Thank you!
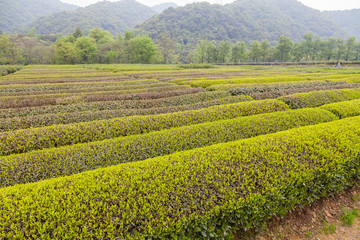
[320,99,360,118]
[0,116,359,238]
[0,99,288,155]
[0,108,337,187]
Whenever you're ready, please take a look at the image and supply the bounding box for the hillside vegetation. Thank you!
[0,0,78,33]
[136,0,347,44]
[30,0,157,36]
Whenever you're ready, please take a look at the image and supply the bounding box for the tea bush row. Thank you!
[0,117,359,239]
[0,108,337,188]
[0,93,250,131]
[320,99,360,119]
[0,90,230,119]
[0,86,200,109]
[0,99,288,155]
[279,88,360,108]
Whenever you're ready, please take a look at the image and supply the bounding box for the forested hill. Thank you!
[30,0,157,36]
[0,0,78,33]
[152,2,178,13]
[324,9,360,40]
[136,0,348,44]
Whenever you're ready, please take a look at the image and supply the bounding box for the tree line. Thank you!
[1,28,359,65]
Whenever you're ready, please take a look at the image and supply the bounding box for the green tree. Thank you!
[260,40,270,62]
[73,27,83,39]
[345,36,356,61]
[300,33,314,61]
[55,40,77,64]
[0,34,21,64]
[275,35,293,62]
[336,39,346,60]
[75,37,98,63]
[249,40,262,62]
[216,41,231,63]
[89,28,113,45]
[127,35,157,64]
[157,33,176,64]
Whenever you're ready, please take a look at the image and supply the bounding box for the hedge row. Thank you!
[172,74,353,88]
[251,83,360,100]
[0,86,200,109]
[0,82,169,97]
[0,99,288,156]
[0,117,359,239]
[320,99,360,118]
[0,108,337,188]
[278,88,360,109]
[0,65,22,76]
[0,93,249,131]
[227,81,352,95]
[0,79,158,93]
[0,90,230,119]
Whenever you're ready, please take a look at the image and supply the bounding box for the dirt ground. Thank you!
[253,184,360,240]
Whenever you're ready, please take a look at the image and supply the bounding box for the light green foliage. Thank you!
[0,107,337,187]
[74,36,98,63]
[320,99,360,118]
[279,88,360,109]
[0,99,288,155]
[0,116,359,238]
[340,208,360,226]
[127,35,157,64]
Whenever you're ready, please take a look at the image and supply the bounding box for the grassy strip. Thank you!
[0,117,359,239]
[0,108,337,188]
[0,99,288,156]
[0,86,200,109]
[0,93,247,131]
[0,91,231,119]
[320,99,360,118]
[278,88,360,109]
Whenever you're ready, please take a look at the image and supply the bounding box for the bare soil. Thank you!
[253,184,360,240]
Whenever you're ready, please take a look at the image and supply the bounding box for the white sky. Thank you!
[60,0,360,11]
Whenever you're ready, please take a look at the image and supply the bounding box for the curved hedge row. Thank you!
[0,117,359,239]
[278,88,360,109]
[0,91,231,119]
[0,93,251,131]
[0,82,171,97]
[173,74,353,88]
[0,99,288,156]
[320,99,360,118]
[0,87,202,109]
[0,108,337,188]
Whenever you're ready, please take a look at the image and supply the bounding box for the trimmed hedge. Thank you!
[0,87,202,109]
[320,99,360,119]
[0,93,252,131]
[0,117,359,239]
[278,88,360,109]
[0,91,231,119]
[0,99,288,156]
[0,108,337,188]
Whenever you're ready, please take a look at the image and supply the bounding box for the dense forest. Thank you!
[30,0,157,36]
[0,0,77,33]
[324,9,360,41]
[1,27,359,65]
[136,0,347,45]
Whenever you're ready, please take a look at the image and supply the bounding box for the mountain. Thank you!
[30,0,157,36]
[0,0,78,33]
[152,2,178,13]
[324,9,360,40]
[136,0,348,45]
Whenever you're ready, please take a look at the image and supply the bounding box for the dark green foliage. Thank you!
[0,99,288,155]
[137,0,346,45]
[0,65,22,76]
[30,0,157,36]
[0,108,337,188]
[0,116,359,238]
[0,0,77,33]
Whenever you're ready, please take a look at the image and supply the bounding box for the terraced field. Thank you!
[0,64,360,239]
